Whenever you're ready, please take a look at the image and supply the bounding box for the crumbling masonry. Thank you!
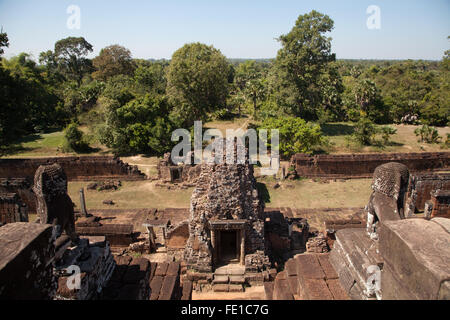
[184,138,270,273]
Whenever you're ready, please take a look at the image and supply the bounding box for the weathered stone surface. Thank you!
[158,275,179,300]
[213,284,229,292]
[33,164,78,243]
[0,193,28,225]
[181,280,193,300]
[166,261,180,276]
[329,228,382,300]
[228,284,244,292]
[406,173,450,211]
[101,256,150,300]
[229,275,245,284]
[0,178,35,214]
[365,163,410,240]
[273,275,293,300]
[149,276,164,300]
[184,138,269,274]
[379,218,450,300]
[430,190,450,219]
[0,222,56,299]
[155,262,169,276]
[295,254,325,280]
[0,156,146,181]
[317,254,338,280]
[212,275,229,284]
[291,152,450,179]
[264,282,274,300]
[302,279,334,300]
[55,239,116,300]
[306,233,329,253]
[326,279,350,300]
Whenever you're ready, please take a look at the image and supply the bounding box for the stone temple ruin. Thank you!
[184,138,270,274]
[0,149,449,300]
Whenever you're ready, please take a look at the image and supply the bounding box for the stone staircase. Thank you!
[212,265,246,292]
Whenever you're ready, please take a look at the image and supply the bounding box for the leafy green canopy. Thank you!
[258,117,323,158]
[270,11,341,120]
[166,42,230,126]
[98,93,177,155]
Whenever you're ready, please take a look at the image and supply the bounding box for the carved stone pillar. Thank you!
[211,229,216,265]
[240,228,245,265]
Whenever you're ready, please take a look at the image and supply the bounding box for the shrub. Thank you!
[353,117,377,145]
[258,117,323,158]
[380,126,397,145]
[414,125,441,144]
[63,123,89,152]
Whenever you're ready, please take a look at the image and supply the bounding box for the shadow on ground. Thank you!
[321,123,355,136]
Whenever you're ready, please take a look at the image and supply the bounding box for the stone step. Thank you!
[229,284,244,292]
[212,284,244,293]
[214,265,245,276]
[212,275,229,284]
[229,275,245,284]
[213,284,229,292]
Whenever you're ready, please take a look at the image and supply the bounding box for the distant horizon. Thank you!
[1,0,449,61]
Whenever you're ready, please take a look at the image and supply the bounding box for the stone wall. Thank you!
[292,152,450,179]
[157,152,202,183]
[0,178,36,214]
[0,222,57,299]
[0,193,28,225]
[407,173,450,211]
[0,156,146,181]
[430,190,450,219]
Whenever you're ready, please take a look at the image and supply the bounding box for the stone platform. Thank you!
[269,253,348,300]
[329,228,383,300]
[379,218,450,300]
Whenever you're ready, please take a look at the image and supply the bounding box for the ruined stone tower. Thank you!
[184,138,270,273]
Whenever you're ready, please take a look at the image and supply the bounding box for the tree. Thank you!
[234,60,268,119]
[98,93,176,155]
[0,29,9,56]
[270,11,336,120]
[1,53,60,135]
[166,42,230,126]
[134,60,167,94]
[92,44,135,81]
[258,117,323,158]
[54,37,93,86]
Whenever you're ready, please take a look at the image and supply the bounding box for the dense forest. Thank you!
[0,11,448,157]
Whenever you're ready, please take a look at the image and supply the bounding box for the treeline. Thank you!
[0,10,448,156]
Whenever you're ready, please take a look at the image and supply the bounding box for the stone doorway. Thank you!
[209,219,247,268]
[170,167,182,182]
[219,230,238,263]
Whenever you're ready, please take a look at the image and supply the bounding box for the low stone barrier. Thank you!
[0,156,146,181]
[291,152,450,179]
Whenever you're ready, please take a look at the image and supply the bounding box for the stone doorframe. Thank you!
[209,219,247,266]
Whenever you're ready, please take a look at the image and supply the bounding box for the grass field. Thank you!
[320,123,449,154]
[68,181,194,210]
[68,178,372,211]
[1,126,109,158]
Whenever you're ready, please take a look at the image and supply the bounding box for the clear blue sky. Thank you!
[0,0,449,60]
